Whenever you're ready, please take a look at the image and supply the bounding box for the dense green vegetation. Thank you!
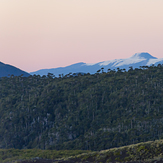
[0,65,163,151]
[61,139,163,163]
[2,139,163,163]
[0,149,89,162]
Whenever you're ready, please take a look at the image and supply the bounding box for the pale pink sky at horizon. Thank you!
[0,0,163,72]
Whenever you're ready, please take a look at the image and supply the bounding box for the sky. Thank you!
[0,0,163,73]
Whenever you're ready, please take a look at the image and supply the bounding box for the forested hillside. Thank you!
[0,65,163,150]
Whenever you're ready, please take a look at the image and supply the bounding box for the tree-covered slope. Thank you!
[0,65,163,150]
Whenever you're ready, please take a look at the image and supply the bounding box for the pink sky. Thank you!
[0,0,163,72]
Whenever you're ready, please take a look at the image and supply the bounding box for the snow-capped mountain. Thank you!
[30,52,163,76]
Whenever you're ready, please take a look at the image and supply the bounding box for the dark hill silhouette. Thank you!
[0,61,29,77]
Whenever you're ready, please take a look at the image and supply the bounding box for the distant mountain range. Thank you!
[0,62,29,77]
[30,52,163,76]
[1,52,162,77]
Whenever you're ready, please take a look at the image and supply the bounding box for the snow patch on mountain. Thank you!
[115,57,145,67]
[147,58,163,66]
[114,58,143,67]
[99,52,149,67]
[81,52,159,68]
[99,59,120,66]
[85,62,97,66]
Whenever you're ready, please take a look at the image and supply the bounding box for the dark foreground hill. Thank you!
[0,61,29,77]
[0,64,163,151]
[57,139,163,163]
[2,139,163,163]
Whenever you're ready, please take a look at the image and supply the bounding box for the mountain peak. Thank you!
[131,52,157,60]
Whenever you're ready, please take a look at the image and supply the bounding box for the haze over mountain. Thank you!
[30,52,163,76]
[0,61,30,77]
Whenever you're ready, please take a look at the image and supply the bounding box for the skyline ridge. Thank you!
[30,52,163,76]
[1,0,163,72]
[0,52,162,77]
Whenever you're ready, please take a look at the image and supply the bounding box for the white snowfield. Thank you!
[147,58,163,66]
[89,52,162,67]
[86,52,163,67]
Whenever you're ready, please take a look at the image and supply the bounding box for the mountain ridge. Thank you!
[30,52,163,76]
[0,61,30,77]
